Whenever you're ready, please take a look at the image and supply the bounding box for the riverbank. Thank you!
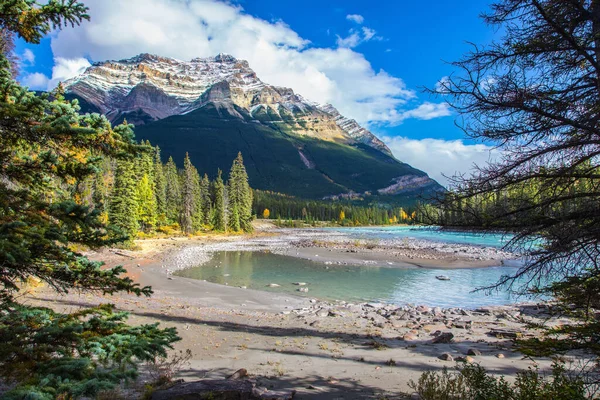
[167,226,517,273]
[24,225,563,399]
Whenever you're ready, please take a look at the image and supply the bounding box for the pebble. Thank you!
[467,348,481,356]
[316,309,330,317]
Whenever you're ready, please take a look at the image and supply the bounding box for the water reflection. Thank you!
[175,251,531,308]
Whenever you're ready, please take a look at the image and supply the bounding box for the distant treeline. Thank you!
[82,133,253,239]
[418,171,600,229]
[252,190,422,226]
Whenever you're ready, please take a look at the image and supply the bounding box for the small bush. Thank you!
[145,349,192,386]
[409,362,586,400]
[156,223,181,235]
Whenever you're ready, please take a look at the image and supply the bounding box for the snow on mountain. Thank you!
[64,53,394,156]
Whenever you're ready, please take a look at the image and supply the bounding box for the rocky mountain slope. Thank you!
[64,53,443,200]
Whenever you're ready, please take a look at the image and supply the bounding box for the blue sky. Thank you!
[16,0,500,185]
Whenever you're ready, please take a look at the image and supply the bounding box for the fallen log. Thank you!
[151,379,294,400]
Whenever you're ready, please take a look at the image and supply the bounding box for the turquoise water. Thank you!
[176,250,530,308]
[325,226,512,248]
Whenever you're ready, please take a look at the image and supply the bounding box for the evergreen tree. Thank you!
[154,146,167,225]
[164,156,181,224]
[192,167,204,232]
[227,152,253,232]
[136,173,157,232]
[200,173,212,226]
[180,153,200,234]
[91,157,115,223]
[109,158,139,238]
[0,2,178,397]
[212,169,226,231]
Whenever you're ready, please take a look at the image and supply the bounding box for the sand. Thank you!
[25,225,572,399]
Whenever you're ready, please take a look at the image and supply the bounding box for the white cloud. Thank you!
[346,14,364,24]
[382,136,501,187]
[22,49,35,64]
[362,27,376,41]
[48,57,92,89]
[336,31,362,48]
[22,72,49,90]
[400,102,452,121]
[336,26,381,49]
[24,57,92,91]
[37,0,447,125]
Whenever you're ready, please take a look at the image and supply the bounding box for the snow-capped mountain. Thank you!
[63,53,393,156]
[63,53,443,199]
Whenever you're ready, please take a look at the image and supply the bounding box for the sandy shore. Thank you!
[25,225,569,399]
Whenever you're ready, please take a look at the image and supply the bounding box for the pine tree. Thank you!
[137,173,157,232]
[109,158,139,238]
[0,2,178,397]
[200,173,212,227]
[154,146,167,225]
[180,153,200,234]
[212,169,227,231]
[192,167,204,232]
[164,156,181,225]
[91,157,115,223]
[227,152,253,233]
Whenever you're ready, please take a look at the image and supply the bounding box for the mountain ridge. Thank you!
[63,53,393,157]
[63,53,444,200]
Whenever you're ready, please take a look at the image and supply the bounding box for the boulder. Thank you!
[431,332,454,344]
[439,352,454,361]
[228,369,248,380]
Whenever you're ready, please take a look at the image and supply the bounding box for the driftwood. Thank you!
[488,328,525,339]
[151,379,294,400]
[110,250,135,259]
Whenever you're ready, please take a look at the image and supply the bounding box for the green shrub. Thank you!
[409,362,587,400]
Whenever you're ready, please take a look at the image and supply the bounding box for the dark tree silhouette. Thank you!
[427,0,600,387]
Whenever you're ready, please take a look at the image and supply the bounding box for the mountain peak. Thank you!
[64,53,393,156]
[214,53,237,63]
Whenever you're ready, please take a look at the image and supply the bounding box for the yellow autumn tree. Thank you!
[263,208,270,219]
[399,209,409,221]
[339,210,345,221]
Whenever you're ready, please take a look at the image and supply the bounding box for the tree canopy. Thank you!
[428,0,600,387]
[0,2,179,398]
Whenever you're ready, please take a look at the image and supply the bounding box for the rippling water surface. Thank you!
[176,232,535,308]
[324,226,512,248]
